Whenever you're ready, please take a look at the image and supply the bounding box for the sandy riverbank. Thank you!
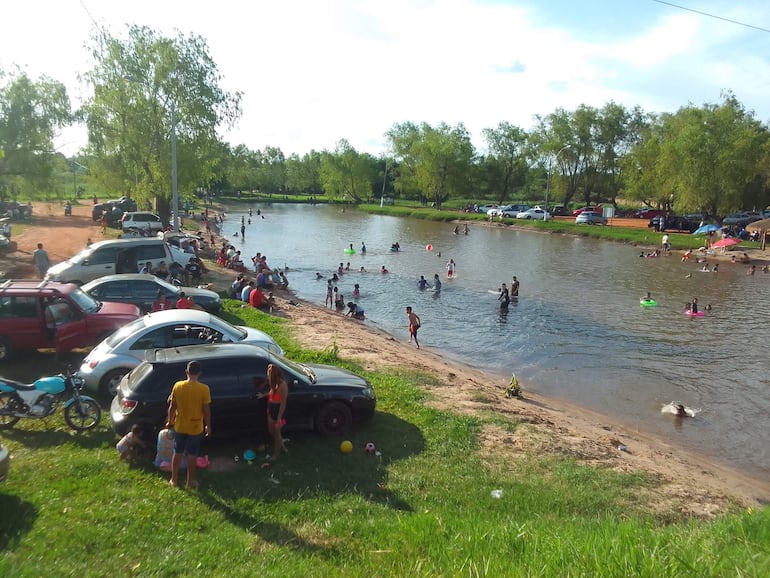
[3,202,770,516]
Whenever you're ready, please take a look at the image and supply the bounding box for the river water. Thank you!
[221,203,770,480]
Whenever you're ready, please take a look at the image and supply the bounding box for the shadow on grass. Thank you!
[0,494,37,550]
[0,425,114,450]
[184,411,423,545]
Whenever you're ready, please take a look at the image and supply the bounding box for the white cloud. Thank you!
[2,0,770,156]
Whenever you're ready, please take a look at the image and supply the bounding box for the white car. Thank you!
[79,309,283,397]
[121,211,164,232]
[516,207,550,220]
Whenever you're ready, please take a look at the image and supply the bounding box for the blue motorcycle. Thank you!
[0,369,101,431]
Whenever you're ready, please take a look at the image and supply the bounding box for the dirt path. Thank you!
[3,202,769,516]
[0,202,103,279]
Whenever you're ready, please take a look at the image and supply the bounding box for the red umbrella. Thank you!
[711,237,741,249]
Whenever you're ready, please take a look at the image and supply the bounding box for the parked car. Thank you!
[648,215,699,233]
[635,208,666,219]
[572,206,601,216]
[575,211,607,225]
[497,204,530,218]
[0,443,9,484]
[121,212,164,232]
[80,309,283,397]
[82,274,222,314]
[722,212,762,227]
[110,343,377,437]
[550,205,569,216]
[45,238,192,285]
[0,280,141,361]
[476,204,497,214]
[516,207,550,220]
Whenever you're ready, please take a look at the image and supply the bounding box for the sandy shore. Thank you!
[4,202,770,516]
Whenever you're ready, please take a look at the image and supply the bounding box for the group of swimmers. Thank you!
[496,276,520,310]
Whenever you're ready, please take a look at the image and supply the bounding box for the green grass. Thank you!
[1,306,768,576]
[356,204,763,253]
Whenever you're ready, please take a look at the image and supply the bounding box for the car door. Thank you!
[92,280,134,306]
[0,296,42,349]
[82,246,117,279]
[46,298,89,352]
[133,279,165,312]
[207,356,265,433]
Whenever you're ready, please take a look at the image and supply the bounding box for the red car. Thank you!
[0,280,141,361]
[572,206,601,216]
[635,208,666,219]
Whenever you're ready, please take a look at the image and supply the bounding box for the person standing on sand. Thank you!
[32,243,51,278]
[166,360,211,489]
[406,306,421,349]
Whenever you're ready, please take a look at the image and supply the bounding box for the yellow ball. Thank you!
[340,440,353,454]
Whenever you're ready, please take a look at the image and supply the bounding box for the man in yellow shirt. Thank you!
[166,361,211,489]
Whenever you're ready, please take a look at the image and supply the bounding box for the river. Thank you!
[218,203,770,480]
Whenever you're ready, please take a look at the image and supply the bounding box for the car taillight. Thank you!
[120,399,138,414]
[88,359,99,369]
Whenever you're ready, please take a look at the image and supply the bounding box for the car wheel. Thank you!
[0,337,12,362]
[314,401,353,436]
[100,368,129,398]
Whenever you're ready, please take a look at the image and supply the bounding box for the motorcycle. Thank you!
[0,369,101,431]
[64,203,72,216]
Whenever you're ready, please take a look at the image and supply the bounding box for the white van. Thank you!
[45,238,192,285]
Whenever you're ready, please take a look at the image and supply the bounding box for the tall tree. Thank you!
[481,121,529,204]
[81,25,241,219]
[319,140,377,202]
[0,69,71,200]
[386,121,474,208]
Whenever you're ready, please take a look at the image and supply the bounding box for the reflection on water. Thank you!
[221,203,770,479]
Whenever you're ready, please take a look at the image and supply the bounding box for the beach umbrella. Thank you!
[692,224,721,235]
[711,237,741,249]
[745,218,770,233]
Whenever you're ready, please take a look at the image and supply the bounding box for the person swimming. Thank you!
[676,404,687,417]
[417,275,428,290]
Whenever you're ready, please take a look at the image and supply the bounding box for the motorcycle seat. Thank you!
[0,377,37,391]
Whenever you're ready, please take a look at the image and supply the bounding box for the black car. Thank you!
[648,215,699,233]
[92,197,138,223]
[110,343,376,437]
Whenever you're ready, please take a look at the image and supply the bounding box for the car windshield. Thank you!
[205,315,247,340]
[270,352,317,384]
[68,287,102,313]
[105,317,149,347]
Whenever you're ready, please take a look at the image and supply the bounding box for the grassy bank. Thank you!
[2,303,767,576]
[355,204,763,253]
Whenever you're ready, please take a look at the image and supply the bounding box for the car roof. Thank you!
[0,279,77,294]
[149,342,271,363]
[141,309,214,327]
[85,273,169,284]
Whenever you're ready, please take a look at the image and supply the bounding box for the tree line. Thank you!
[2,26,769,220]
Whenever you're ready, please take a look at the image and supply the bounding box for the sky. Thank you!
[2,0,770,157]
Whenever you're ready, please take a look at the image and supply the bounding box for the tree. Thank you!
[0,69,71,200]
[286,150,322,196]
[81,25,241,220]
[481,121,529,204]
[319,140,377,202]
[386,121,475,208]
[647,94,768,217]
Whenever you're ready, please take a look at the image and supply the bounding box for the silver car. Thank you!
[79,309,283,397]
[575,211,607,225]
